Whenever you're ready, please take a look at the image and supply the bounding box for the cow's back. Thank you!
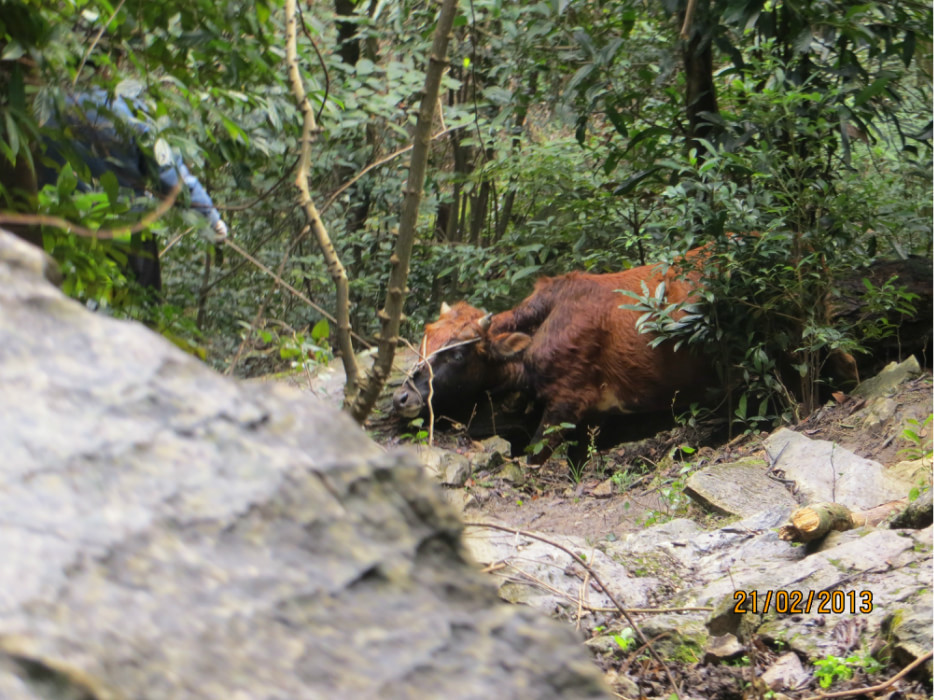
[517,262,709,416]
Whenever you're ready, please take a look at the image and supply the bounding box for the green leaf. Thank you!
[3,112,19,159]
[566,63,595,93]
[613,167,662,195]
[604,101,628,139]
[57,163,78,197]
[735,393,748,420]
[511,265,540,283]
[622,126,669,157]
[100,171,120,208]
[312,318,330,343]
[853,74,896,106]
[1,42,25,60]
[220,115,249,143]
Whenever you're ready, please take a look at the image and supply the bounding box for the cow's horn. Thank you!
[478,313,492,331]
[440,301,452,315]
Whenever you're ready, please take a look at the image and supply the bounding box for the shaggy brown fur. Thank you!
[394,252,713,463]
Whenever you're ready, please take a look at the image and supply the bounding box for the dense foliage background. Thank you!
[1,0,931,425]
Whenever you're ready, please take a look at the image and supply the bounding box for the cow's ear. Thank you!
[489,332,531,359]
[440,301,452,316]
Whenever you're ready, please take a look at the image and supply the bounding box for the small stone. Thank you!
[607,672,639,699]
[441,452,472,486]
[470,436,512,470]
[414,445,449,479]
[888,458,932,486]
[889,492,934,529]
[861,397,897,431]
[442,488,475,512]
[496,462,526,485]
[703,633,745,662]
[592,477,616,498]
[760,652,807,691]
[685,458,798,517]
[885,603,934,667]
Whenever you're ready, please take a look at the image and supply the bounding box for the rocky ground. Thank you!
[362,356,933,700]
[4,227,929,700]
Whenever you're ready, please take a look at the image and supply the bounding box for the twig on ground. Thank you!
[466,521,682,699]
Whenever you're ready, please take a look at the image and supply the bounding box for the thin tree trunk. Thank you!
[285,0,359,402]
[680,0,719,155]
[334,0,361,66]
[469,179,491,246]
[1,153,42,248]
[449,125,471,242]
[349,0,460,422]
[495,71,535,241]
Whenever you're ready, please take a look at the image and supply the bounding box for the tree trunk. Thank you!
[495,70,536,241]
[285,0,359,401]
[334,0,360,66]
[469,179,491,246]
[0,153,42,248]
[349,0,460,423]
[680,0,720,154]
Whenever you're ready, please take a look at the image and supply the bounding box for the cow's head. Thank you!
[392,301,531,419]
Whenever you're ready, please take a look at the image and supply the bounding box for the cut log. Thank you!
[779,502,854,542]
[778,499,910,542]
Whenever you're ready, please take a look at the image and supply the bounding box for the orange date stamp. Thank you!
[733,590,873,615]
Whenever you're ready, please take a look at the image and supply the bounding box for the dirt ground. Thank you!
[378,373,933,540]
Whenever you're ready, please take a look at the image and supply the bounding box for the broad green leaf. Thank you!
[853,74,896,106]
[312,318,330,343]
[100,171,120,208]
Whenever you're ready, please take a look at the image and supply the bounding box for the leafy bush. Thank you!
[619,50,930,428]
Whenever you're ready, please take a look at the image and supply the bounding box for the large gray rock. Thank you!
[764,428,910,509]
[684,458,800,517]
[852,356,922,399]
[0,231,608,699]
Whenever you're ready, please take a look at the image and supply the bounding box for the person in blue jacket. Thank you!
[37,88,228,293]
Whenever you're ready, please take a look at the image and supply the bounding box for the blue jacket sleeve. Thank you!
[157,157,222,227]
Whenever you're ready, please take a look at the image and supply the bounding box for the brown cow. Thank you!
[393,252,714,463]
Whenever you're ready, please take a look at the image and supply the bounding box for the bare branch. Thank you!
[348,0,461,423]
[466,521,683,699]
[0,183,180,239]
[321,125,465,214]
[73,0,127,86]
[285,0,359,403]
